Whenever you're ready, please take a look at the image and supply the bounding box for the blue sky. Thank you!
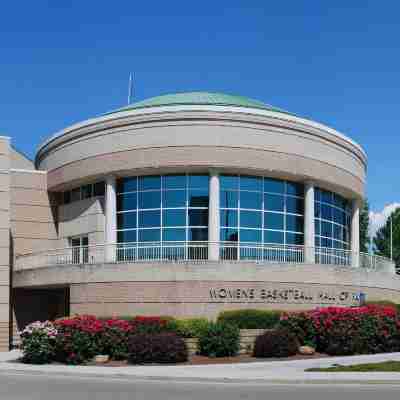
[1,1,398,213]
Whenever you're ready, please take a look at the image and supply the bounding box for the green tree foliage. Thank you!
[360,199,370,253]
[374,208,400,269]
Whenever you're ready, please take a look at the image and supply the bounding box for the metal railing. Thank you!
[14,242,396,273]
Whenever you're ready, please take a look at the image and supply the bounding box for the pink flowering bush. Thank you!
[54,315,104,364]
[53,315,175,364]
[279,305,400,356]
[19,321,58,364]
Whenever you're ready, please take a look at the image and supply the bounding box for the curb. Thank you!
[1,364,400,386]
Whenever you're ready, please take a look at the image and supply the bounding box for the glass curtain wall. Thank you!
[116,174,209,260]
[314,188,351,264]
[219,175,304,260]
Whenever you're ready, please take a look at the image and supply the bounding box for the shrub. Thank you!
[174,318,211,338]
[279,311,316,347]
[100,318,134,360]
[131,316,175,334]
[127,333,188,364]
[198,322,240,357]
[253,328,298,358]
[19,321,58,364]
[217,309,282,329]
[311,305,400,356]
[54,315,104,364]
[280,305,400,356]
[367,301,400,315]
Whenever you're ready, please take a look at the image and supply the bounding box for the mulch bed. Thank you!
[84,352,328,367]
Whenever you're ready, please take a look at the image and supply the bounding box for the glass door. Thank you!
[70,236,89,264]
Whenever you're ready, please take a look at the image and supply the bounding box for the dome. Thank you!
[107,91,294,115]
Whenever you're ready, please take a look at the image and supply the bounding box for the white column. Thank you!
[351,199,360,268]
[105,175,117,262]
[304,182,315,264]
[208,170,220,261]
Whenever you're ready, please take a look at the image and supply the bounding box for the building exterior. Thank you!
[0,91,398,350]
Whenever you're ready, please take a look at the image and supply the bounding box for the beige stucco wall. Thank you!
[35,106,367,199]
[0,137,10,350]
[10,148,34,170]
[10,170,58,255]
[57,197,105,248]
[13,262,400,319]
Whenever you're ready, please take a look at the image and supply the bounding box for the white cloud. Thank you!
[369,203,400,238]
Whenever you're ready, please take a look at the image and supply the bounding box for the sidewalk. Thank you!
[1,350,400,384]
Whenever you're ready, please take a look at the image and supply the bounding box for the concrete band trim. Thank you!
[36,105,367,162]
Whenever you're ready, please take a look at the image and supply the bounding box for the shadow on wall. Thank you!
[58,197,104,223]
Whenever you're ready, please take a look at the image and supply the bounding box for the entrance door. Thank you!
[70,236,89,264]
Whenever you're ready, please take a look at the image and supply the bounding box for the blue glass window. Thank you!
[189,228,208,241]
[189,189,209,207]
[163,175,186,189]
[163,228,186,242]
[240,176,262,191]
[117,177,137,194]
[240,191,262,210]
[220,175,239,190]
[314,187,350,250]
[286,215,303,233]
[286,182,303,197]
[117,193,137,211]
[139,176,161,191]
[220,191,238,208]
[265,194,284,212]
[188,209,208,226]
[189,175,209,188]
[264,178,284,194]
[220,210,238,227]
[138,229,160,242]
[286,232,304,245]
[286,197,304,214]
[264,212,284,230]
[163,209,186,227]
[240,229,262,243]
[117,212,137,230]
[139,210,160,228]
[138,191,161,209]
[163,190,186,208]
[117,230,136,243]
[220,228,238,242]
[264,230,284,244]
[240,211,262,228]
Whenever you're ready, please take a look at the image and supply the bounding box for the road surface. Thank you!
[0,372,400,399]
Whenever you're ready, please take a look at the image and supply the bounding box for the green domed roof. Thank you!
[108,91,293,115]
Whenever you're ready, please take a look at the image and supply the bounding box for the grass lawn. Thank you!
[307,361,400,372]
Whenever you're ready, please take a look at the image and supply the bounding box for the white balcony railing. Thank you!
[14,241,396,274]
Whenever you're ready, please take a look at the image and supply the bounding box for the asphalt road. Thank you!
[0,372,399,399]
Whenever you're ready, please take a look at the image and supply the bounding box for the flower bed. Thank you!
[18,304,400,365]
[279,304,400,356]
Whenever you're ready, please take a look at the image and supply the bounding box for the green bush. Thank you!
[19,321,58,364]
[127,333,188,364]
[278,312,316,347]
[174,318,211,338]
[198,322,240,357]
[253,329,299,358]
[217,309,282,329]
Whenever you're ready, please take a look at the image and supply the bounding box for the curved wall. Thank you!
[36,106,367,199]
[13,262,400,318]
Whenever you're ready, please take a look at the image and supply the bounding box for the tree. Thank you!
[359,199,370,253]
[373,207,400,269]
